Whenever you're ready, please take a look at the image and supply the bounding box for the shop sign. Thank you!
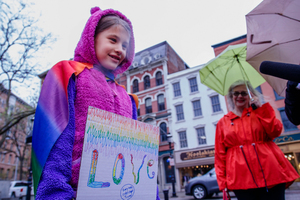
[180,148,215,161]
[169,158,175,166]
[273,133,300,144]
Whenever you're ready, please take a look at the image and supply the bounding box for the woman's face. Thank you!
[232,85,250,109]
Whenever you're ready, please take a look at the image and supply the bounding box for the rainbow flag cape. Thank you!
[32,61,92,194]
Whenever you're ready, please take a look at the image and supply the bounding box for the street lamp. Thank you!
[167,133,177,197]
[25,118,34,200]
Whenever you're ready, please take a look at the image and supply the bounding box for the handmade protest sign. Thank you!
[76,106,159,200]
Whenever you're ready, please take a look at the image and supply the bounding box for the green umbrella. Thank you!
[199,43,265,97]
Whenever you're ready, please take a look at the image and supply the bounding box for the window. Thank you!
[192,100,202,117]
[196,127,207,145]
[173,82,181,97]
[6,129,11,137]
[255,86,265,103]
[157,94,165,111]
[1,99,5,107]
[279,108,297,132]
[274,89,284,100]
[175,104,184,121]
[6,169,10,179]
[133,79,139,93]
[8,155,12,164]
[1,153,5,162]
[145,98,152,114]
[189,77,198,93]
[160,123,167,142]
[156,72,163,86]
[19,133,25,142]
[256,86,262,94]
[210,95,221,112]
[178,131,188,148]
[144,75,150,90]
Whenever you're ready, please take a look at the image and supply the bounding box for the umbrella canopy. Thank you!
[246,0,300,97]
[199,43,265,96]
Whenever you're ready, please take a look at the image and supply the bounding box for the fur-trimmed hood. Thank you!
[74,7,135,75]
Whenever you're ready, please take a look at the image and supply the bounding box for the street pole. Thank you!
[26,118,34,200]
[167,133,177,198]
[14,157,18,181]
[26,164,32,200]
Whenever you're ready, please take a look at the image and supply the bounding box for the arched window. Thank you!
[133,79,139,93]
[156,72,163,86]
[160,122,167,142]
[157,94,165,111]
[145,98,152,114]
[144,75,150,90]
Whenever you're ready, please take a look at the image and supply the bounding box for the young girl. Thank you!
[32,7,159,199]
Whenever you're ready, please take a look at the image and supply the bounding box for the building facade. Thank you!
[166,65,228,191]
[115,41,190,192]
[0,84,33,181]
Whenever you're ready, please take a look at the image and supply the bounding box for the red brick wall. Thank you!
[214,38,247,56]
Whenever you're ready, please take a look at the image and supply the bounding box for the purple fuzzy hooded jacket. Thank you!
[74,7,135,75]
[35,7,161,200]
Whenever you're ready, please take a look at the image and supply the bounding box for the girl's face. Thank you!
[232,85,250,109]
[94,25,130,71]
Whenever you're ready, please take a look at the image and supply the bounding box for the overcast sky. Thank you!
[17,0,264,100]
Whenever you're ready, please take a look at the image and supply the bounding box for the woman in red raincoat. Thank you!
[215,80,299,200]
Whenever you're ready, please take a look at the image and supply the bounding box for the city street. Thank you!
[159,189,300,200]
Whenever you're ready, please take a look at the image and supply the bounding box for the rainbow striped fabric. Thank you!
[32,61,92,193]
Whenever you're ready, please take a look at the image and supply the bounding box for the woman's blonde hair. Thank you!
[226,80,262,111]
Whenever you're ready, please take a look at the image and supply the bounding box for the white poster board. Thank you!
[76,106,159,200]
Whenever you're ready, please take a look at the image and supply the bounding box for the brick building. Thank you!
[115,41,190,191]
[0,84,33,181]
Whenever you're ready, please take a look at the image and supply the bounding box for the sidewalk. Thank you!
[159,182,300,200]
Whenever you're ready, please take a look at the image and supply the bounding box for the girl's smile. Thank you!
[94,25,130,71]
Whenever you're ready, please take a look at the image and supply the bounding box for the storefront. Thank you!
[274,132,300,181]
[174,145,215,189]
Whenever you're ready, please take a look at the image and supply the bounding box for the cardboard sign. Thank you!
[76,106,159,200]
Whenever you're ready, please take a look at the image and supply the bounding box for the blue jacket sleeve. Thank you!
[285,81,300,125]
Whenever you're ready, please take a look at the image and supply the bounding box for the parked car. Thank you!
[8,181,33,198]
[185,168,220,199]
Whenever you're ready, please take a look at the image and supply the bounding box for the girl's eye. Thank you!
[110,38,117,42]
[122,44,127,49]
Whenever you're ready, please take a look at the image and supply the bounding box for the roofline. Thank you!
[0,84,33,108]
[38,70,49,79]
[211,34,246,48]
[134,41,168,56]
[135,41,190,69]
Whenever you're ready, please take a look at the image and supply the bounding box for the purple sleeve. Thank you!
[129,95,137,120]
[156,185,161,200]
[36,76,76,200]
